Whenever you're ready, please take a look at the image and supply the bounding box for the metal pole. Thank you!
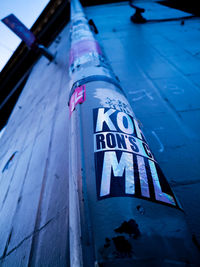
[68,0,200,266]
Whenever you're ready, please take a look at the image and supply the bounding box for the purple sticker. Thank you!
[69,40,102,65]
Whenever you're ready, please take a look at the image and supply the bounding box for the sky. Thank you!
[0,0,50,72]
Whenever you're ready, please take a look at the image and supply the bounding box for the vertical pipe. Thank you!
[68,0,200,266]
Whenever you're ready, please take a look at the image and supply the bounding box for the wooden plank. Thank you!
[5,124,52,254]
[1,239,32,267]
[0,26,69,265]
[28,211,69,267]
[0,110,43,258]
[28,27,71,265]
[0,111,40,214]
[28,69,70,267]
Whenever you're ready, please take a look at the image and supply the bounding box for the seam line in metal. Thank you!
[68,75,123,102]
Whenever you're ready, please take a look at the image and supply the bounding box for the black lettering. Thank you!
[129,137,139,152]
[140,132,146,142]
[142,142,153,158]
[96,134,106,150]
[116,134,127,149]
[106,133,116,148]
[133,118,146,141]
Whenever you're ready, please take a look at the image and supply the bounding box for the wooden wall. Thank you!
[0,23,71,267]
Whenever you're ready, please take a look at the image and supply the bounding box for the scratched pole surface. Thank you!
[68,0,200,265]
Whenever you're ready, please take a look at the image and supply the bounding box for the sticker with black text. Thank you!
[93,108,178,208]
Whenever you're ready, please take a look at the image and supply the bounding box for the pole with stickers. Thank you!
[68,0,200,266]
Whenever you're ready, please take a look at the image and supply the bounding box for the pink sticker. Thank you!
[69,85,86,115]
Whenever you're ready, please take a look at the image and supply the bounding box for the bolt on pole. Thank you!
[68,0,200,266]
